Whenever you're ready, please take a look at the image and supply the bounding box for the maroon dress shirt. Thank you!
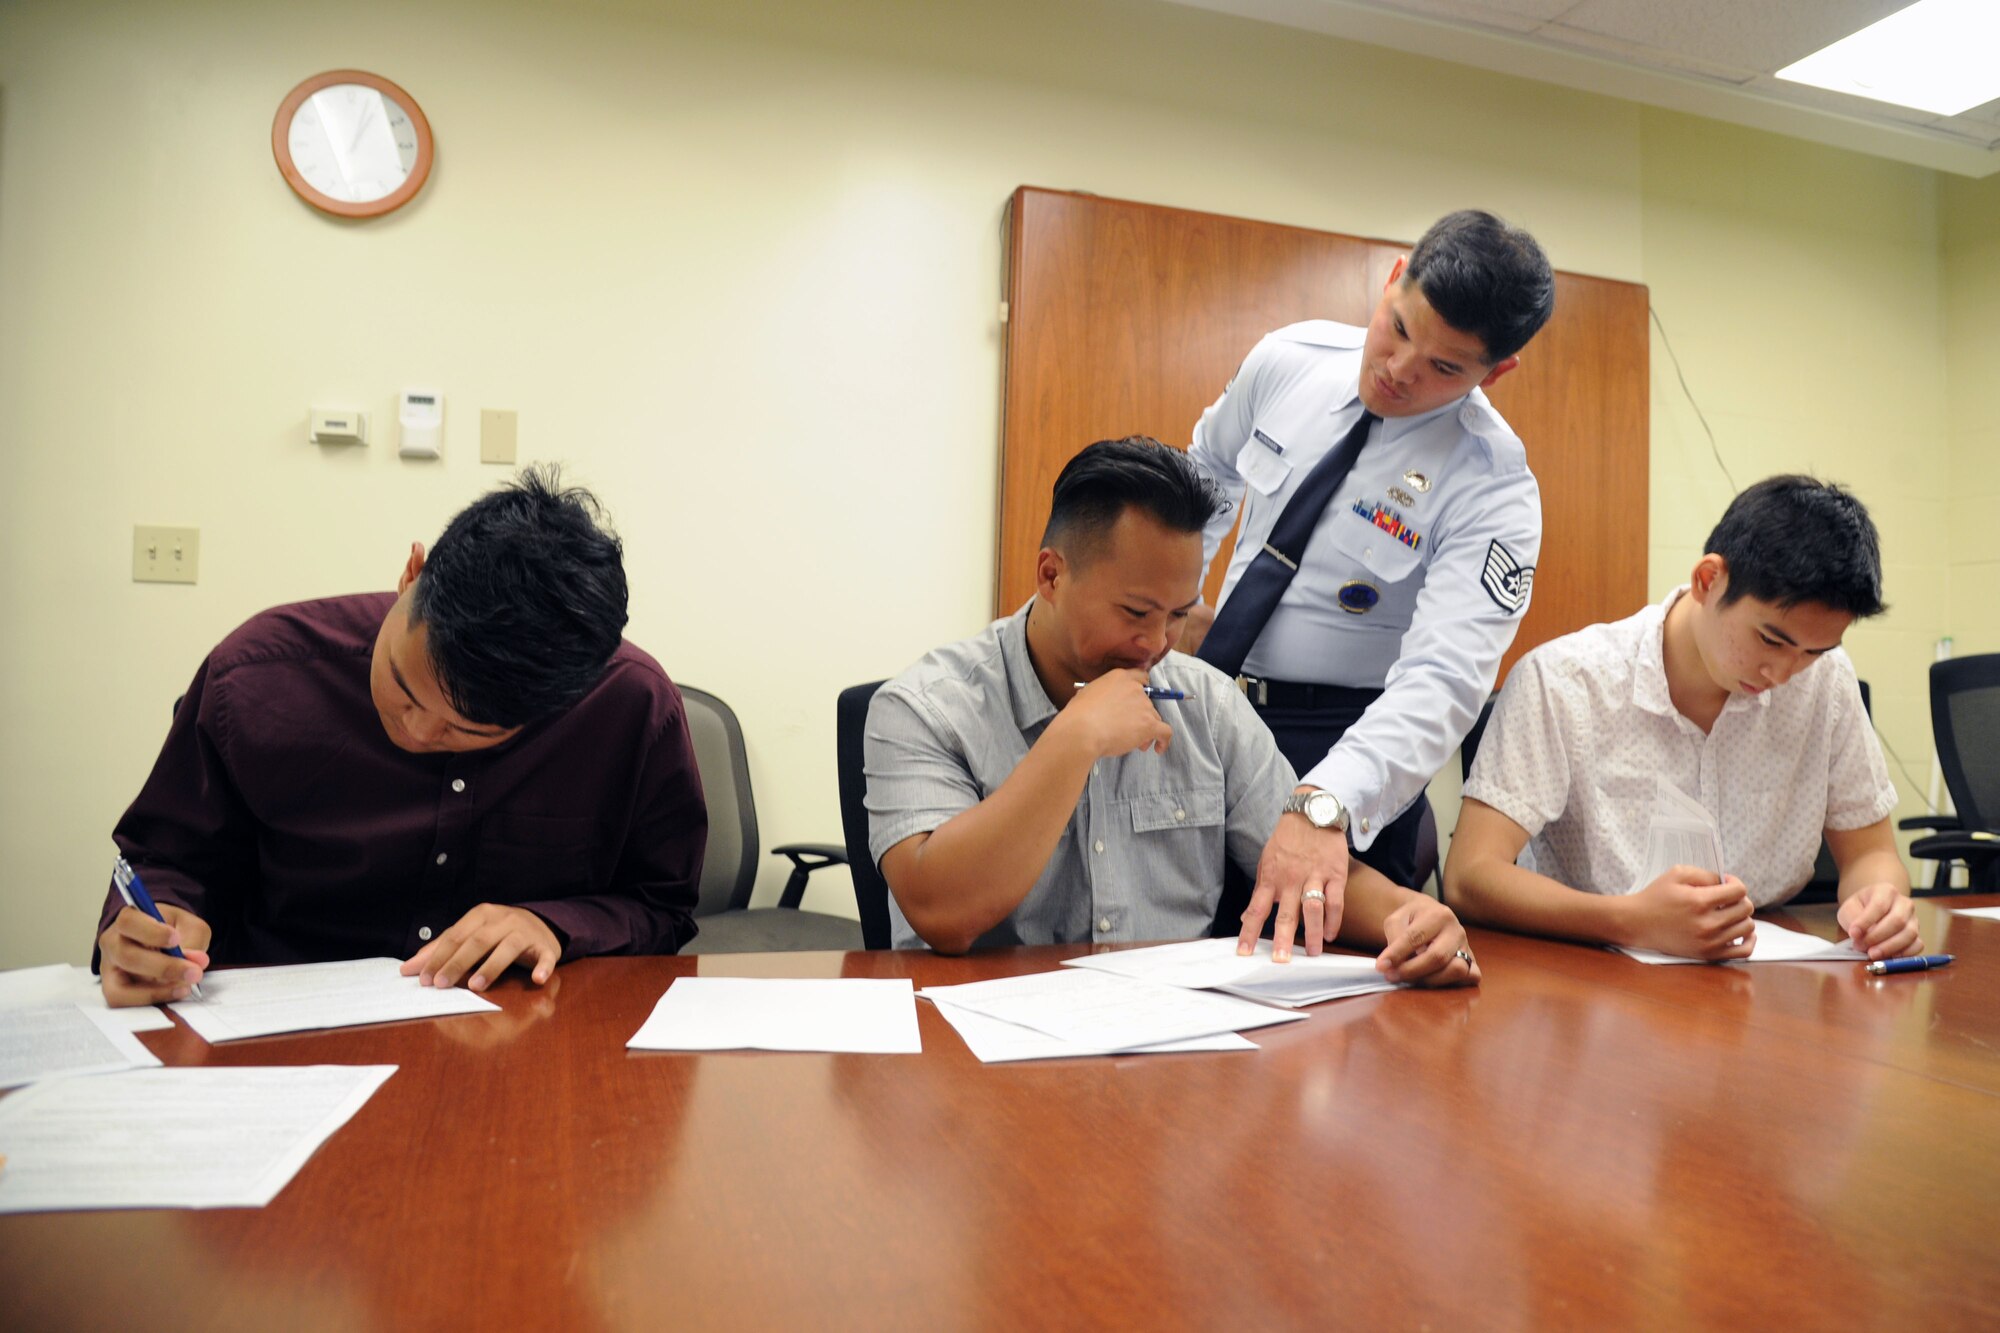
[98,594,707,965]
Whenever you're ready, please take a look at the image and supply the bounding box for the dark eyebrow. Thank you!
[1123,594,1203,614]
[1762,622,1840,655]
[389,654,507,737]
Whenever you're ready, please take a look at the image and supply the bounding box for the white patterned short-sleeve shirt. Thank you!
[1461,587,1897,906]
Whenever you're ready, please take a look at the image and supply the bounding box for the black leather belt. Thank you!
[1233,674,1383,711]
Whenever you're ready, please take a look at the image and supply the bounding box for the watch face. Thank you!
[1306,792,1343,827]
[287,85,420,204]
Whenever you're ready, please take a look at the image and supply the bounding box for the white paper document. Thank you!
[0,1002,162,1089]
[1615,919,1867,965]
[627,977,923,1053]
[1062,938,1400,1008]
[0,1064,396,1213]
[1634,779,1725,891]
[1953,905,2000,921]
[925,998,1255,1063]
[169,958,498,1042]
[918,968,1305,1052]
[0,963,173,1033]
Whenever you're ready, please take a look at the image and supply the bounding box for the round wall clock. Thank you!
[272,70,434,218]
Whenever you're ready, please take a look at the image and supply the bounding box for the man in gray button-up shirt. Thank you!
[867,438,1477,985]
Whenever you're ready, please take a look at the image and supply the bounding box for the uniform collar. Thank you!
[1328,385,1465,444]
[999,600,1059,733]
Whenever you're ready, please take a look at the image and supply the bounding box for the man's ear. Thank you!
[397,542,427,595]
[1477,355,1520,391]
[1035,546,1067,602]
[1382,254,1407,293]
[1688,554,1728,605]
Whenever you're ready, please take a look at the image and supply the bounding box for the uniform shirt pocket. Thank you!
[1234,431,1295,497]
[1324,503,1424,587]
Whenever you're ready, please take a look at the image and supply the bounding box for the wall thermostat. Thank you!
[399,388,443,459]
[309,406,368,446]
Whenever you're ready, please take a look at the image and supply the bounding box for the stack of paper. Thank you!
[1635,779,1725,890]
[1615,919,1867,965]
[920,967,1304,1063]
[0,963,174,1033]
[170,958,498,1042]
[0,1002,161,1090]
[1953,905,2000,922]
[627,978,922,1053]
[1062,937,1400,1007]
[0,1065,397,1213]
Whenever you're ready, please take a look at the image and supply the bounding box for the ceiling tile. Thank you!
[1540,22,1760,85]
[1554,0,1911,74]
[1342,0,1568,34]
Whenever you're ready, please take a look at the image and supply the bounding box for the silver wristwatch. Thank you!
[1282,788,1349,833]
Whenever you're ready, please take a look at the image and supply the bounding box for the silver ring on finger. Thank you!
[1455,948,1475,967]
[1301,889,1327,904]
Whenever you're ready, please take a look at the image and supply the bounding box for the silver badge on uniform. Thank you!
[1387,486,1416,508]
[1403,470,1431,493]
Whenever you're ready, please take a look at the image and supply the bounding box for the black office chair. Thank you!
[1904,656,2000,893]
[1459,694,1498,784]
[679,686,862,953]
[836,681,895,950]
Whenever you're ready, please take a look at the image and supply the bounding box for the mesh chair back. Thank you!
[1459,694,1498,784]
[679,686,758,916]
[837,682,893,950]
[1933,655,2000,832]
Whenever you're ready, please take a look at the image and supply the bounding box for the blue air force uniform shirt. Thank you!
[1187,319,1541,849]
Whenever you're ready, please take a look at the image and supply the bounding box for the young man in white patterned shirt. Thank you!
[1443,475,1922,961]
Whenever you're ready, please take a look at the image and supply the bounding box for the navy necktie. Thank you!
[1197,408,1378,679]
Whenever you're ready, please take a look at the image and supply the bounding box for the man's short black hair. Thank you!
[1404,210,1555,363]
[409,465,630,727]
[1705,475,1886,619]
[1041,436,1224,563]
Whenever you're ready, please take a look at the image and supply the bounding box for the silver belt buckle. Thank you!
[1234,674,1268,706]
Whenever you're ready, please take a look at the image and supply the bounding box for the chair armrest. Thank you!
[1908,831,2000,862]
[769,843,849,909]
[1898,815,1961,832]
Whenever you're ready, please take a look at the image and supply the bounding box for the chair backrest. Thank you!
[1932,656,2000,832]
[837,681,893,950]
[1459,693,1498,784]
[679,686,759,916]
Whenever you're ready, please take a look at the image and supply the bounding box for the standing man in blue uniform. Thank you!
[1181,210,1554,960]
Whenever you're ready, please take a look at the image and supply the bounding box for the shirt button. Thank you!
[451,778,466,793]
[1093,840,1105,853]
[435,852,448,865]
[1174,808,1186,821]
[418,926,433,941]
[1364,547,1374,559]
[1098,917,1112,933]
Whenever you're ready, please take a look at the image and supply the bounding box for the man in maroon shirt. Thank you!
[97,468,708,1006]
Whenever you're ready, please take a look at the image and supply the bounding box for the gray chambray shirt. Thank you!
[866,603,1295,950]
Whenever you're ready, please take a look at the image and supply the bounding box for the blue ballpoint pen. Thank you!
[112,855,203,999]
[1866,953,1954,976]
[1071,681,1187,701]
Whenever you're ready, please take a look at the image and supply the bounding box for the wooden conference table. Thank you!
[6,898,1999,1332]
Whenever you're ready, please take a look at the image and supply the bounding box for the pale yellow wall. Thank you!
[0,0,1974,966]
[1943,171,2000,661]
[1639,110,1952,856]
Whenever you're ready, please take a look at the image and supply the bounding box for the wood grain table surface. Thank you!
[6,897,1997,1332]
